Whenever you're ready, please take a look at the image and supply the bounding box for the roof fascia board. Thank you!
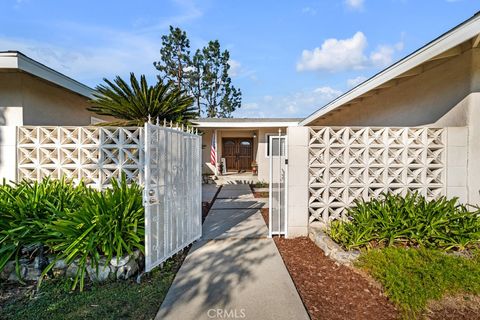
[195,121,299,128]
[300,15,480,126]
[0,54,19,68]
[1,52,95,98]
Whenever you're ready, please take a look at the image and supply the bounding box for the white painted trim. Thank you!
[0,51,95,98]
[268,134,288,237]
[284,134,288,238]
[195,121,299,128]
[264,132,277,158]
[268,136,273,238]
[300,14,480,126]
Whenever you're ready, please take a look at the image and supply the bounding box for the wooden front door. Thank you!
[222,138,253,172]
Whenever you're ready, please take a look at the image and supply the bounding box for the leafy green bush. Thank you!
[0,178,88,275]
[252,181,269,188]
[356,247,480,317]
[43,176,144,290]
[0,176,145,291]
[328,193,480,251]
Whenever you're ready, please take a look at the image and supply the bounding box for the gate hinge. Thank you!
[285,159,288,165]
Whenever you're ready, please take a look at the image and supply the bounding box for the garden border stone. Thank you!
[0,250,143,284]
[309,222,360,265]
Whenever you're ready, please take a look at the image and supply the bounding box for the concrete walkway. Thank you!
[156,184,309,320]
[202,184,220,203]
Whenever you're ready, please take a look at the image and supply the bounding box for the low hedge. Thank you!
[328,193,480,251]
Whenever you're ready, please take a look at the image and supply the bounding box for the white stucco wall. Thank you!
[311,48,479,127]
[0,71,96,126]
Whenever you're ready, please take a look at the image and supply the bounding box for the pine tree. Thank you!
[199,41,241,118]
[154,27,242,118]
[153,26,191,91]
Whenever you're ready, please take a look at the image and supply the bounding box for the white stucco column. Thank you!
[445,127,468,204]
[0,107,23,183]
[286,126,309,237]
[466,93,480,205]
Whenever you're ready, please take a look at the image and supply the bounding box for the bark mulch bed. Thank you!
[425,294,480,320]
[253,191,269,198]
[260,208,269,225]
[274,236,400,320]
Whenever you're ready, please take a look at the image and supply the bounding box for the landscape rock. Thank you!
[3,252,143,284]
[309,223,360,266]
[116,258,139,280]
[24,265,42,281]
[7,265,27,282]
[66,261,79,278]
[132,250,141,260]
[0,261,16,280]
[110,254,130,267]
[53,259,67,270]
[87,259,111,283]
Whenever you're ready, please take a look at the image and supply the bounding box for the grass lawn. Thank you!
[356,247,480,318]
[0,252,186,320]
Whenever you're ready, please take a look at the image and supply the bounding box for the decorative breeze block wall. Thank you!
[308,127,446,223]
[17,126,144,189]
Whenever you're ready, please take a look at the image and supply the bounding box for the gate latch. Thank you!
[285,159,288,165]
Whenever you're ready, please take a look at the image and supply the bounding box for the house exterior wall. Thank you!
[0,71,95,126]
[0,71,101,182]
[311,48,479,127]
[306,48,480,206]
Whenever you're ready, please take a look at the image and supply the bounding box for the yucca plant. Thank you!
[0,178,87,278]
[88,73,197,126]
[41,175,145,291]
[328,192,480,251]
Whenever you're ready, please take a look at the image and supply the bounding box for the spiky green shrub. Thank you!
[328,193,480,251]
[42,176,144,290]
[0,176,145,291]
[0,178,87,276]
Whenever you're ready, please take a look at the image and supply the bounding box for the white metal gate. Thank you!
[144,122,202,272]
[268,135,288,237]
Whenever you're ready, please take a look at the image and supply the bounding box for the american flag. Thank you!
[210,132,217,166]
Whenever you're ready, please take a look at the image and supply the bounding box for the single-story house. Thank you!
[2,12,480,238]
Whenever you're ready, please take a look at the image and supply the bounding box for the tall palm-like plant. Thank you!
[88,73,196,126]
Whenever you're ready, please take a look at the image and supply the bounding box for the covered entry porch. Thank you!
[195,118,300,182]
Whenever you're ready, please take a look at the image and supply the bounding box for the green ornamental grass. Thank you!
[0,178,88,277]
[328,193,480,251]
[0,176,145,291]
